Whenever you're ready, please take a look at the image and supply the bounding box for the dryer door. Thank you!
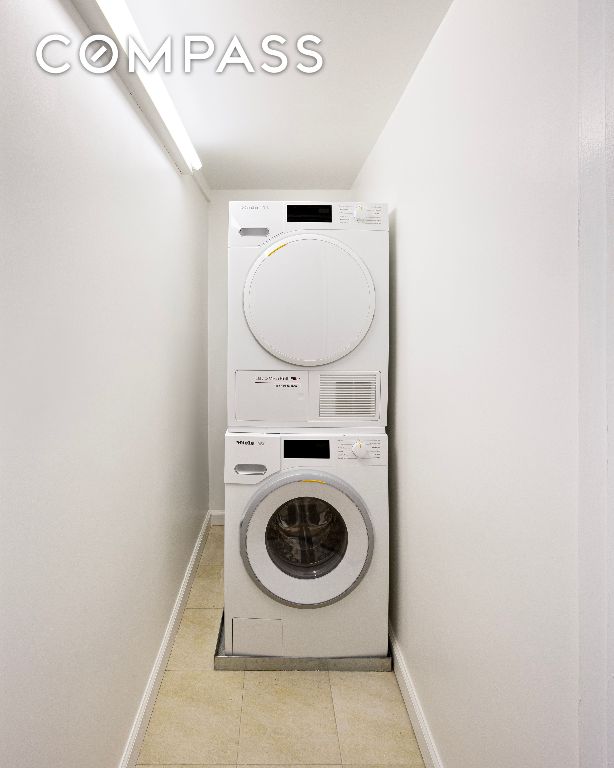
[243,234,375,366]
[240,470,373,608]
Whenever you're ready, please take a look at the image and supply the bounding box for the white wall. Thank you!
[577,0,611,764]
[352,2,579,767]
[207,189,352,510]
[0,2,208,767]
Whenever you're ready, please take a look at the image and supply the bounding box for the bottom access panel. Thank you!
[232,617,283,656]
[217,614,391,671]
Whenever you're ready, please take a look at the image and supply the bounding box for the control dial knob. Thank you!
[351,440,370,459]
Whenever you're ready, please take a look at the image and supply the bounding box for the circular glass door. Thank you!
[241,471,373,608]
[265,497,348,579]
[243,234,375,366]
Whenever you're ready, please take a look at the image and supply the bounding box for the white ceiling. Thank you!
[127,0,451,189]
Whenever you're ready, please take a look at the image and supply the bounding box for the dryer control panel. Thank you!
[228,201,388,246]
[338,203,385,226]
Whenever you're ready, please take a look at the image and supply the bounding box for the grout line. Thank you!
[327,670,344,764]
[235,658,247,764]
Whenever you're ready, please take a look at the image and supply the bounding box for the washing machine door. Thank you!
[240,470,373,608]
[243,234,375,366]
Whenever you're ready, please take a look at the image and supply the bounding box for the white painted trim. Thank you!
[118,512,211,768]
[210,509,225,525]
[389,623,444,768]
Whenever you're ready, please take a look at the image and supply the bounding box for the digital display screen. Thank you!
[287,204,332,223]
[283,440,330,459]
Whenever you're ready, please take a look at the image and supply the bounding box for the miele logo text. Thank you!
[236,440,255,446]
[35,34,323,75]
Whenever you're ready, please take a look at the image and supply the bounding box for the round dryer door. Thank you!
[240,470,373,608]
[243,234,375,366]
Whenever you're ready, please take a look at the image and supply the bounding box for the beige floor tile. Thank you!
[166,609,222,671]
[238,671,341,765]
[330,672,424,765]
[138,670,244,765]
[187,565,224,608]
[138,766,236,768]
[198,524,224,569]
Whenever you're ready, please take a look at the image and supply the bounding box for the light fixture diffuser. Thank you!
[92,0,202,173]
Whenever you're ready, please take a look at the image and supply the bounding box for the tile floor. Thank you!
[138,524,424,767]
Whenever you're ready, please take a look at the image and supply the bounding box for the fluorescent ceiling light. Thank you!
[94,0,202,172]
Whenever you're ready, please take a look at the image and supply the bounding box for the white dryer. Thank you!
[224,430,389,658]
[227,201,388,431]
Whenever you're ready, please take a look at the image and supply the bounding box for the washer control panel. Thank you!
[230,432,388,472]
[335,436,385,463]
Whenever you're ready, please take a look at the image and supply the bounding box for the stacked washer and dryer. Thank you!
[224,201,389,659]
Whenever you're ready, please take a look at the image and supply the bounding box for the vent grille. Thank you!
[318,373,378,419]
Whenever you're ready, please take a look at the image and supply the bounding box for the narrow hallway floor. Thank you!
[138,524,424,767]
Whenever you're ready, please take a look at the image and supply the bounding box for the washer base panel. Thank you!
[214,614,391,672]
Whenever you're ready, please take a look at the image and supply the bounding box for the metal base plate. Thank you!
[214,614,392,672]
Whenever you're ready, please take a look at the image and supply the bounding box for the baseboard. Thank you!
[118,511,211,768]
[389,623,444,768]
[209,509,225,525]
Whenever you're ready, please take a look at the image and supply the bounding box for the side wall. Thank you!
[352,2,579,767]
[207,189,351,511]
[0,2,208,767]
[578,0,611,764]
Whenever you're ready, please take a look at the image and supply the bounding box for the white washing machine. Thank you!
[224,430,389,658]
[227,201,388,431]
